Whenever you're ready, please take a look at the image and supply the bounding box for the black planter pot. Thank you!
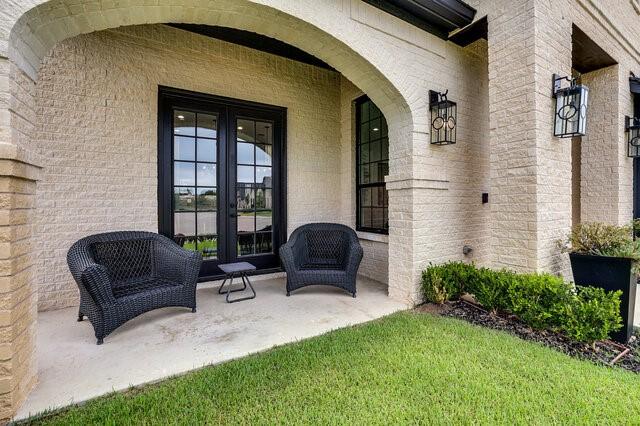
[569,253,637,343]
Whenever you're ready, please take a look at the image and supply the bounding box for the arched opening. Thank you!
[4,0,415,417]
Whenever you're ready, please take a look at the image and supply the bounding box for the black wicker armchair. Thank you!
[67,231,202,344]
[279,223,363,297]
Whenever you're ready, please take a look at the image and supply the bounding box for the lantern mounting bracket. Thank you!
[429,90,448,106]
[552,73,577,97]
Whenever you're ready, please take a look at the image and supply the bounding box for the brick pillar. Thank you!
[487,0,572,274]
[580,65,633,226]
[0,58,40,420]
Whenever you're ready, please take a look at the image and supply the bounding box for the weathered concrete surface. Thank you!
[15,275,406,420]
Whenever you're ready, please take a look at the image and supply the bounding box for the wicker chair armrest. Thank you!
[154,240,203,285]
[344,241,363,275]
[80,264,117,306]
[279,243,296,272]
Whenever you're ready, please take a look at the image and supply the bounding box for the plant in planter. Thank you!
[559,222,639,343]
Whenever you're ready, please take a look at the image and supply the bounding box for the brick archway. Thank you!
[1,0,416,417]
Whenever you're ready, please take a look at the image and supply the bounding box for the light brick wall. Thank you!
[34,24,345,310]
[580,66,621,224]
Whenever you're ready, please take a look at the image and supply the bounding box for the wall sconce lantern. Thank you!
[552,74,589,138]
[429,90,457,145]
[626,116,640,157]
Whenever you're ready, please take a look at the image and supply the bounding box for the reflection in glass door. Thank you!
[236,118,273,257]
[172,110,219,259]
[158,87,286,279]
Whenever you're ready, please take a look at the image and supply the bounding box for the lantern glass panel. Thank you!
[627,117,640,158]
[554,85,589,138]
[430,99,457,145]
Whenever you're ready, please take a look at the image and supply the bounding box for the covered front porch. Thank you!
[16,275,405,419]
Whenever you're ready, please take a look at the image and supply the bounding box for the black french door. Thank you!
[158,87,286,279]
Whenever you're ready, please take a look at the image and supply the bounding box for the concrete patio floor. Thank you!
[16,275,406,420]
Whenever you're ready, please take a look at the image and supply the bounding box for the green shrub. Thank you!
[421,267,448,304]
[420,262,623,346]
[507,273,572,329]
[559,286,623,348]
[420,262,476,303]
[469,268,513,314]
[559,222,633,256]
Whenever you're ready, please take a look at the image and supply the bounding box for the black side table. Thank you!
[217,262,257,303]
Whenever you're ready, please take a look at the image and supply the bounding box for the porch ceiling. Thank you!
[16,276,405,420]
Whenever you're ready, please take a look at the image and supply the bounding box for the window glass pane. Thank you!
[360,187,371,207]
[197,139,216,163]
[174,162,195,186]
[256,210,272,232]
[369,102,381,120]
[174,111,195,136]
[197,187,216,210]
[370,140,381,162]
[383,208,388,228]
[237,119,255,142]
[197,114,217,138]
[174,136,195,161]
[256,188,272,209]
[256,122,272,144]
[174,212,195,236]
[177,236,197,252]
[360,207,372,228]
[370,163,379,183]
[238,233,255,256]
[237,213,255,232]
[256,144,272,166]
[360,122,370,143]
[197,211,217,235]
[369,118,381,141]
[372,208,384,229]
[174,187,195,211]
[237,142,254,165]
[237,185,255,210]
[237,165,254,184]
[197,235,217,259]
[372,186,384,208]
[360,143,369,164]
[360,164,370,184]
[383,188,389,207]
[256,167,272,186]
[197,163,216,186]
[360,101,370,122]
[256,232,272,254]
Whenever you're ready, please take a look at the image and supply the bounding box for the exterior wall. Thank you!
[580,66,621,224]
[34,24,344,310]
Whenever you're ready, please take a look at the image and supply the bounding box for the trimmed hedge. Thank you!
[420,262,622,344]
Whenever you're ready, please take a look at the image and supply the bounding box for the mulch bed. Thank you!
[416,300,640,374]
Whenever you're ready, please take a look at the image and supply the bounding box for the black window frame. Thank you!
[355,95,389,235]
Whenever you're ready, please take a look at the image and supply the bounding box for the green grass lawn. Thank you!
[26,312,640,425]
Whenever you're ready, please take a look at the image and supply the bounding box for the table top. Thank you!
[218,261,257,274]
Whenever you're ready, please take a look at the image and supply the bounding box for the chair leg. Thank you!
[96,337,104,345]
[352,292,356,298]
[286,291,290,297]
[77,312,84,322]
[191,307,197,313]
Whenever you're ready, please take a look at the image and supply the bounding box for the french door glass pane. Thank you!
[174,111,195,136]
[174,136,195,161]
[173,109,218,259]
[237,118,274,256]
[197,139,216,162]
